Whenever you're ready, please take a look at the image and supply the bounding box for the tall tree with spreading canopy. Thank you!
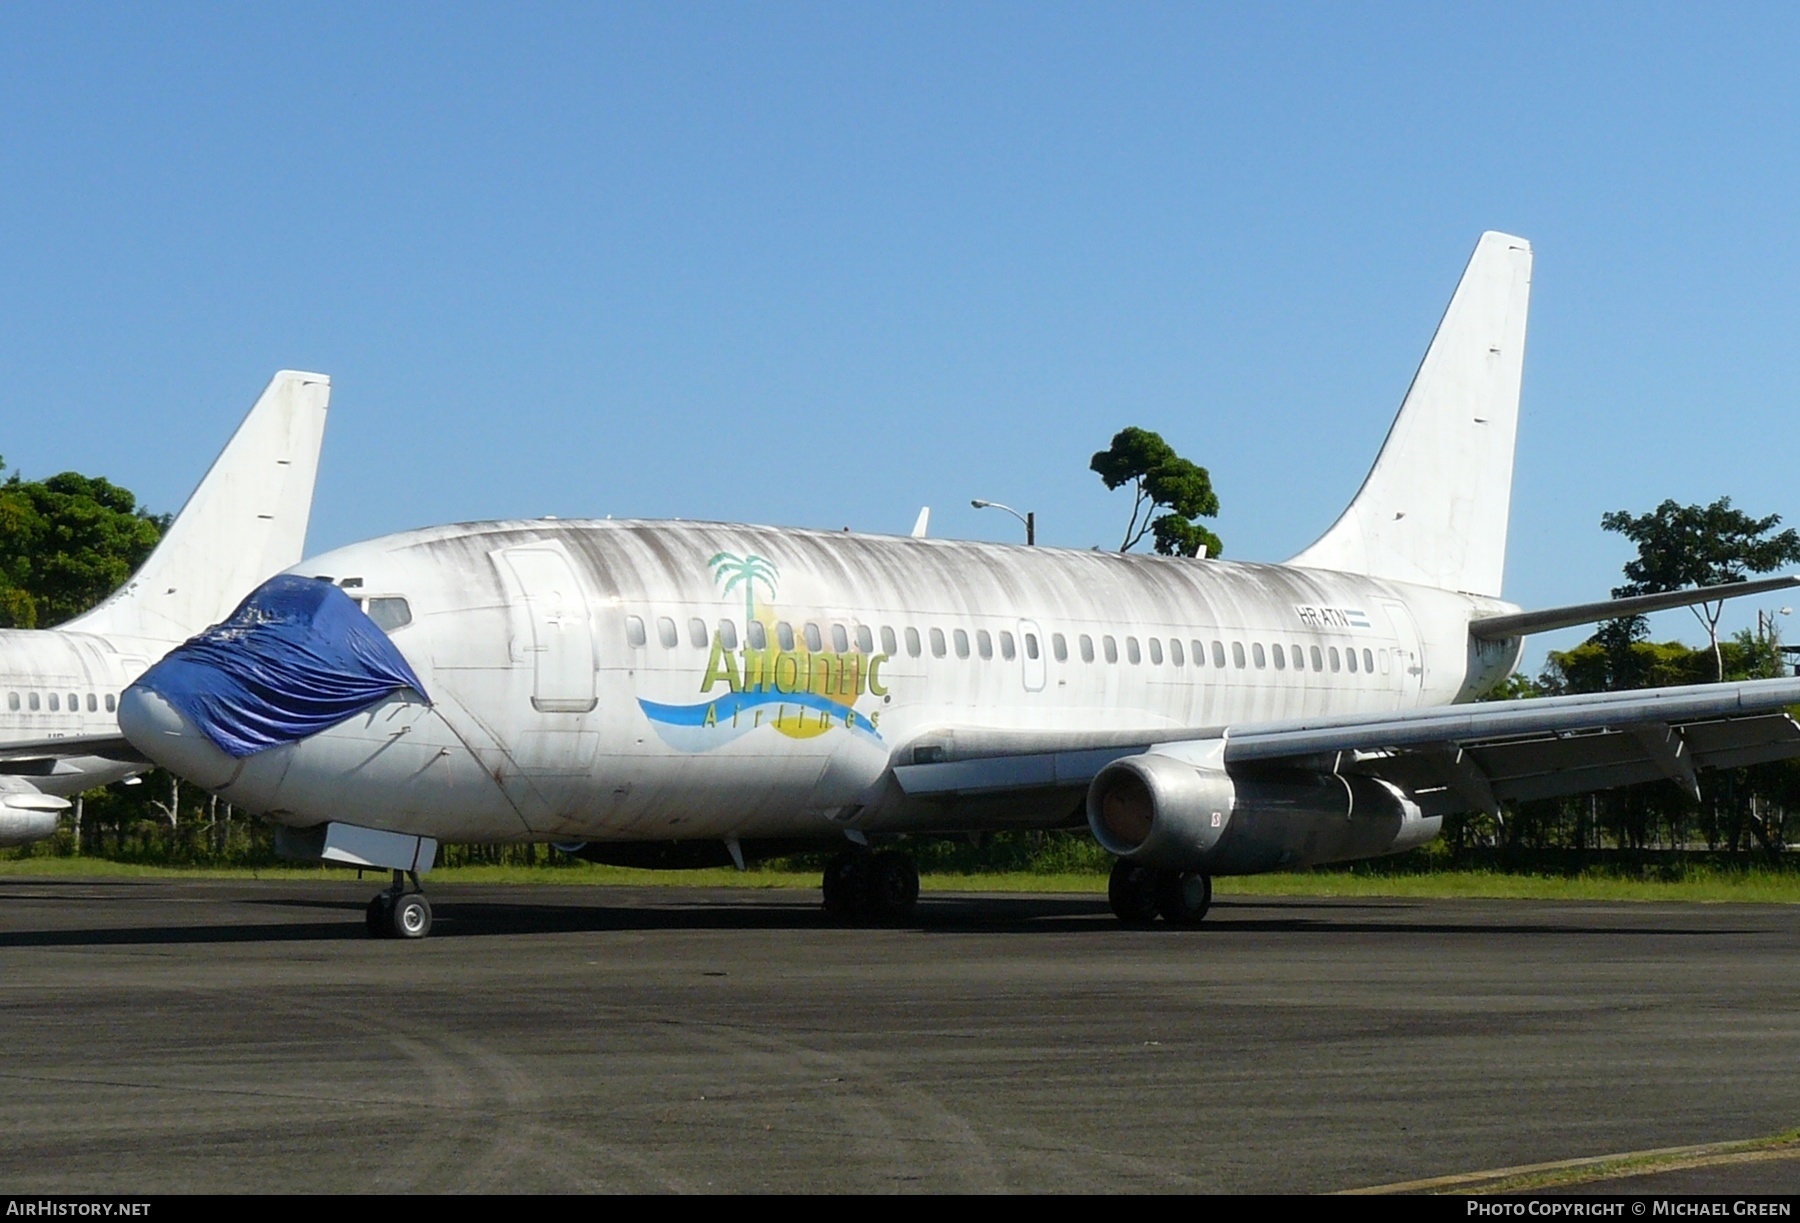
[1090,427,1222,558]
[0,457,167,628]
[1600,497,1800,682]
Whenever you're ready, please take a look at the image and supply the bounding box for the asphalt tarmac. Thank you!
[0,877,1794,1194]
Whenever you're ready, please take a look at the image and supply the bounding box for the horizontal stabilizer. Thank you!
[1469,575,1800,640]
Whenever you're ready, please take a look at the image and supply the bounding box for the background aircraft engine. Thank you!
[0,778,67,847]
[1086,754,1440,874]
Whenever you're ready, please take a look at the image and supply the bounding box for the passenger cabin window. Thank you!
[905,627,922,658]
[804,623,823,652]
[1329,646,1341,672]
[1148,638,1163,665]
[86,693,97,712]
[976,630,992,660]
[1213,641,1228,668]
[1347,648,1358,673]
[1126,637,1141,665]
[657,617,679,649]
[777,622,796,651]
[1231,642,1246,669]
[48,694,58,712]
[1052,633,1068,662]
[856,625,874,654]
[1311,645,1324,672]
[718,620,739,650]
[748,620,768,650]
[1000,631,1016,661]
[689,618,708,648]
[1271,644,1285,671]
[28,693,39,711]
[1103,636,1118,664]
[1025,633,1040,660]
[105,694,116,712]
[67,692,76,711]
[881,626,897,655]
[831,624,850,654]
[929,628,947,658]
[1170,639,1184,666]
[953,629,970,659]
[5,693,15,711]
[1080,635,1095,663]
[366,597,413,632]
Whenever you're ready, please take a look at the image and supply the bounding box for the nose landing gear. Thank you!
[366,870,433,939]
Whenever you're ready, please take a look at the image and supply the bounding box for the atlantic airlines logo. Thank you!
[636,552,893,753]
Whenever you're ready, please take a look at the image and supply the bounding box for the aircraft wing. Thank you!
[891,676,1800,816]
[0,734,147,769]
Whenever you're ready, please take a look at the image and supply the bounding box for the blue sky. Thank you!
[5,4,1800,668]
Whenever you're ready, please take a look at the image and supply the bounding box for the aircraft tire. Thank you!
[391,893,432,940]
[1108,861,1160,927]
[366,895,394,939]
[868,850,920,922]
[821,849,873,921]
[1153,869,1212,926]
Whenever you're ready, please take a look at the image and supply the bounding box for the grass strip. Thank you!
[4,856,1800,902]
[1337,1128,1800,1194]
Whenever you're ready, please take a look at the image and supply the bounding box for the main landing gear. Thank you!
[822,847,920,924]
[366,869,432,939]
[1108,860,1212,927]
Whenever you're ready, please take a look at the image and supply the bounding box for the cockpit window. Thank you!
[365,597,413,632]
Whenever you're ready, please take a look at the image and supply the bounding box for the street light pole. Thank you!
[971,499,1035,545]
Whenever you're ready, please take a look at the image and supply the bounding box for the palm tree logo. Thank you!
[709,552,779,623]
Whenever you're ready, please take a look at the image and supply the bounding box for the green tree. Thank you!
[1600,497,1800,682]
[1090,427,1222,558]
[0,458,167,628]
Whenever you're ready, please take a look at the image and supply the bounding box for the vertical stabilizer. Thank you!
[1287,233,1531,597]
[63,371,331,643]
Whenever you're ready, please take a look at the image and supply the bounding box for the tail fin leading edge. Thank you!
[1287,232,1532,597]
[65,370,331,643]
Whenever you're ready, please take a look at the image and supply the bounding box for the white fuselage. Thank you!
[142,519,1524,845]
[0,628,167,796]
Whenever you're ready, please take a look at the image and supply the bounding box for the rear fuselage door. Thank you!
[1379,600,1425,703]
[500,545,598,713]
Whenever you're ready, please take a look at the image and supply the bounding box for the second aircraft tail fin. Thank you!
[64,370,331,643]
[1287,232,1532,598]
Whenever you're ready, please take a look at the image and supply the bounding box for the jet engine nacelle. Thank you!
[0,779,67,847]
[1086,745,1440,875]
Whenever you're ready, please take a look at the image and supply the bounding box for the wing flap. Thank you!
[1350,713,1800,812]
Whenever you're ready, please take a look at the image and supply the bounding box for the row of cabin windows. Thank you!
[622,615,1390,676]
[6,691,115,713]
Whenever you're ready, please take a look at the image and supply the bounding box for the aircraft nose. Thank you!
[117,684,244,791]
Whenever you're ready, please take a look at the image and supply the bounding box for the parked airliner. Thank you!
[0,372,330,843]
[119,237,1800,938]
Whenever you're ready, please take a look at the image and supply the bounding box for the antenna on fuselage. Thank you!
[911,507,930,538]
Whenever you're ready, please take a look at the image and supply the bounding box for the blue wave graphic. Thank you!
[638,690,882,753]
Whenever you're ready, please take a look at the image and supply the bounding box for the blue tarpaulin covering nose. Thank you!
[130,574,429,758]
